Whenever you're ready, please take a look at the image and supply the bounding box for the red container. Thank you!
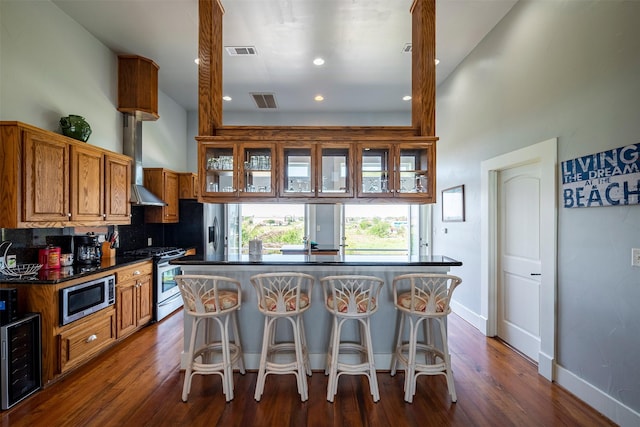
[39,246,61,270]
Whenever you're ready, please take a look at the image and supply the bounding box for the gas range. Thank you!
[124,247,186,260]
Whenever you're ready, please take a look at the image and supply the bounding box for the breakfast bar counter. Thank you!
[174,255,462,370]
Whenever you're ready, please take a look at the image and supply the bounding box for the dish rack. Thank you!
[0,241,43,278]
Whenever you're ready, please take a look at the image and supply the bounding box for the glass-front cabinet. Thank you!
[280,143,353,198]
[357,141,435,201]
[239,143,275,198]
[199,137,434,203]
[282,145,314,197]
[203,143,237,195]
[201,142,275,198]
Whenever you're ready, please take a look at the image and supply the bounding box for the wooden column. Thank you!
[198,0,224,136]
[411,0,436,136]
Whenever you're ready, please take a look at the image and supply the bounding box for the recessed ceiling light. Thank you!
[435,58,440,65]
[314,95,324,102]
[223,96,232,101]
[402,95,412,101]
[194,58,200,65]
[313,57,325,66]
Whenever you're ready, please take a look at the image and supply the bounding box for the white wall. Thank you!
[222,111,410,126]
[0,0,188,171]
[434,1,640,424]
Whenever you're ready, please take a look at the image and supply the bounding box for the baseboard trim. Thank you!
[450,300,487,335]
[556,365,640,426]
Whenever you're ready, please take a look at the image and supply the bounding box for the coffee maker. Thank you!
[74,234,102,264]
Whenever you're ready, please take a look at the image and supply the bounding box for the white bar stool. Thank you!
[390,273,462,403]
[250,272,315,402]
[175,274,245,402]
[320,275,384,402]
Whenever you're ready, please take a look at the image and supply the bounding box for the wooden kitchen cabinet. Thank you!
[115,261,153,339]
[117,55,159,121]
[1,260,152,386]
[104,154,132,223]
[70,144,131,223]
[196,131,436,204]
[144,168,179,223]
[57,307,117,375]
[70,144,105,222]
[280,142,353,199]
[178,172,199,199]
[239,143,276,198]
[0,121,132,228]
[200,142,276,200]
[22,127,71,223]
[357,141,435,202]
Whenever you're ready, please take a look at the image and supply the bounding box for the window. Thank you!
[233,203,430,256]
[343,204,410,255]
[239,204,305,254]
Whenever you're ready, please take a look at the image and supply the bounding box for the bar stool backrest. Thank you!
[320,275,384,316]
[175,274,242,316]
[392,273,462,317]
[250,272,315,315]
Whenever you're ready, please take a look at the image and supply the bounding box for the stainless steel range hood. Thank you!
[122,113,167,206]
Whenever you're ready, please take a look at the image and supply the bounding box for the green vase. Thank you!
[60,115,92,142]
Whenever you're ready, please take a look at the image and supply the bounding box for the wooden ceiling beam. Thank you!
[198,0,224,136]
[198,0,436,136]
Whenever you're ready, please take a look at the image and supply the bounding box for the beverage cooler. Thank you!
[1,313,41,410]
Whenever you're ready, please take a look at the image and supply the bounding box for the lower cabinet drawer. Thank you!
[57,308,116,374]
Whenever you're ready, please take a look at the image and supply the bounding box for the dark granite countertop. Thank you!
[172,254,462,267]
[0,256,153,285]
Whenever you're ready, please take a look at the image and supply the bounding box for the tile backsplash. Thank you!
[1,206,166,263]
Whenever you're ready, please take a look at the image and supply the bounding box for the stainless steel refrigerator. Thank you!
[167,200,240,257]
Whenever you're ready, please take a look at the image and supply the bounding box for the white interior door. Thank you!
[498,162,541,361]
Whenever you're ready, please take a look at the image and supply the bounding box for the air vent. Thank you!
[402,43,412,53]
[225,46,258,56]
[251,93,278,109]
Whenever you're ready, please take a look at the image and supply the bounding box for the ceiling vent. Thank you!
[251,92,278,109]
[402,43,412,53]
[225,46,258,56]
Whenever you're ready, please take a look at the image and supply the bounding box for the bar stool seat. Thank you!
[176,274,245,402]
[321,275,384,402]
[250,272,315,402]
[390,273,462,403]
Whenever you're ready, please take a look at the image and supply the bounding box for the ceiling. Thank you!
[51,0,517,115]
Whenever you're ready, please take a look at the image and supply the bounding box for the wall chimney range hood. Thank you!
[122,113,167,206]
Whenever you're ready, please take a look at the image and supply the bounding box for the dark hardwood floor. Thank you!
[1,310,615,427]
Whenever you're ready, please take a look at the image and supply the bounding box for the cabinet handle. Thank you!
[134,270,141,275]
[102,213,106,218]
[67,213,72,218]
[86,334,97,343]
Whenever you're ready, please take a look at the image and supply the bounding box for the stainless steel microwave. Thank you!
[59,274,115,325]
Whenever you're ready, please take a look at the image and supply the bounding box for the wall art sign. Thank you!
[562,144,639,208]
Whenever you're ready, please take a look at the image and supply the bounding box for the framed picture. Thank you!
[442,185,465,222]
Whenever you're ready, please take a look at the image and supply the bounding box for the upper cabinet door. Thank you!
[281,144,314,197]
[357,143,393,198]
[23,130,71,222]
[70,144,105,222]
[104,154,131,223]
[201,143,237,196]
[143,168,179,223]
[357,141,435,201]
[395,143,435,200]
[317,144,353,198]
[163,171,179,222]
[239,143,276,198]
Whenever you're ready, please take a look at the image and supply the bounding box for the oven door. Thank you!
[155,261,183,321]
